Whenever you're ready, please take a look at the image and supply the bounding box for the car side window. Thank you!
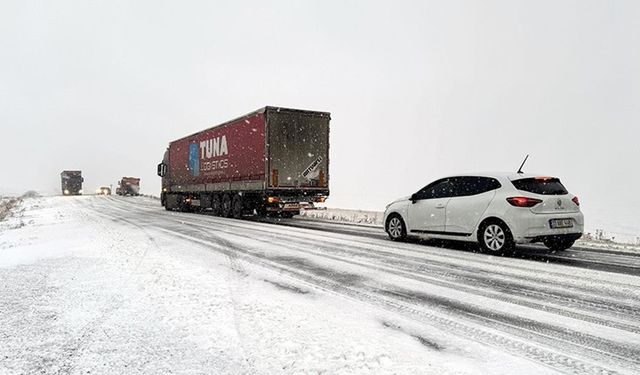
[415,179,454,200]
[451,176,502,197]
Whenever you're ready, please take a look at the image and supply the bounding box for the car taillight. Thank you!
[267,196,280,203]
[507,197,543,207]
[572,196,580,206]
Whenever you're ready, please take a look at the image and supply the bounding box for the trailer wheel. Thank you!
[256,204,267,217]
[232,195,243,219]
[179,195,190,212]
[221,194,232,218]
[211,195,222,216]
[165,193,179,211]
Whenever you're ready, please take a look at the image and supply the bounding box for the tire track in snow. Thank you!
[88,197,639,375]
[104,197,640,325]
[120,195,640,274]
[55,200,158,375]
[86,201,258,373]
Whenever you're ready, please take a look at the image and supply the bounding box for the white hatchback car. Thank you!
[383,173,584,253]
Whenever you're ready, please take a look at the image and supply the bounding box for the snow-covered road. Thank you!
[1,196,639,374]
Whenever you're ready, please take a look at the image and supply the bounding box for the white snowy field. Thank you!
[1,196,640,374]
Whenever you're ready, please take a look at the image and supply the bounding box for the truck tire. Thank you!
[165,193,180,211]
[221,194,232,218]
[232,195,243,219]
[256,204,267,217]
[178,195,189,212]
[211,195,222,216]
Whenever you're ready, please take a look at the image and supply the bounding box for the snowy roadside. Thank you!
[0,196,22,222]
[300,207,384,227]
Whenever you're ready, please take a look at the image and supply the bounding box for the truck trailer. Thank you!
[157,106,330,218]
[116,177,141,196]
[61,170,83,196]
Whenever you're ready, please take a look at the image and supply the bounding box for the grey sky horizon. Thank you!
[1,1,638,236]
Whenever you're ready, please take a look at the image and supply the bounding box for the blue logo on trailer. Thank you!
[189,143,200,176]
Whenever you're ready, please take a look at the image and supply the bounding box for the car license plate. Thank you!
[284,203,300,209]
[550,218,573,229]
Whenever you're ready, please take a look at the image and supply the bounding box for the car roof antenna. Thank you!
[517,154,529,174]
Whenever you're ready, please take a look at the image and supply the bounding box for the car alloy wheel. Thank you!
[483,224,506,251]
[388,217,403,239]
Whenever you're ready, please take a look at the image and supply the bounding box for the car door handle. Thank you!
[435,204,446,209]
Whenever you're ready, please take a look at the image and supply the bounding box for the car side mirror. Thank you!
[410,193,418,203]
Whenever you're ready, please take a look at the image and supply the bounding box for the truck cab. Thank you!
[61,170,83,196]
[116,177,141,196]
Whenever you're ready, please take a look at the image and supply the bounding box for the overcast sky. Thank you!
[1,1,638,235]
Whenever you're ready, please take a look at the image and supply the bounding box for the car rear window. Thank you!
[511,177,568,195]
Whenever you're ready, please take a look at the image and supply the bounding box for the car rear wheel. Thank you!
[543,238,575,251]
[479,221,514,254]
[386,215,407,241]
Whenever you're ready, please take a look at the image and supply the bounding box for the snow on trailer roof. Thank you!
[169,106,331,145]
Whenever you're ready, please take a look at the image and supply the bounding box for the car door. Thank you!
[406,178,453,234]
[445,176,500,235]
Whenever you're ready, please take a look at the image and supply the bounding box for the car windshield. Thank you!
[511,177,568,195]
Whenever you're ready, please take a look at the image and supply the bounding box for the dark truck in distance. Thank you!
[61,170,83,196]
[116,177,141,196]
[157,106,330,218]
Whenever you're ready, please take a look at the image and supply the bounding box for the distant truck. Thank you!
[116,177,141,196]
[61,171,83,196]
[157,106,330,218]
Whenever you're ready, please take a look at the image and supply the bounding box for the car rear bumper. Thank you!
[508,211,584,244]
[524,232,583,244]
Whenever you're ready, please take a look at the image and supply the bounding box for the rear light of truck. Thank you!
[507,197,543,207]
[572,196,580,206]
[319,169,326,187]
[272,169,279,187]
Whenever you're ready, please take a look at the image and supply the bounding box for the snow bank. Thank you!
[301,207,384,226]
[0,197,22,222]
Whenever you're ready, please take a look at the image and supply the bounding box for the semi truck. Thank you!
[116,177,141,196]
[157,106,330,218]
[61,170,83,196]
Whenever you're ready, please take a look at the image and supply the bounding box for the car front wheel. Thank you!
[386,215,407,241]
